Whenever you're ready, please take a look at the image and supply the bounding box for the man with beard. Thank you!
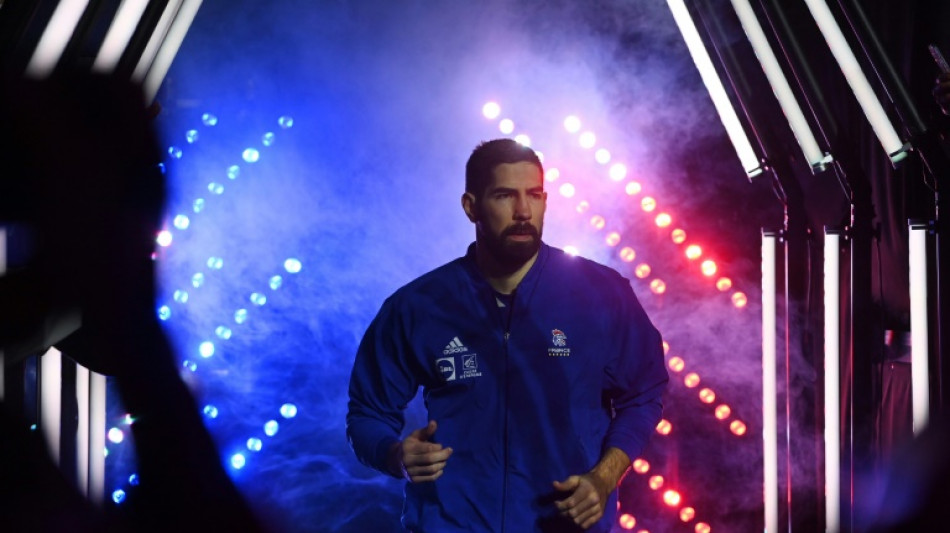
[346,139,668,532]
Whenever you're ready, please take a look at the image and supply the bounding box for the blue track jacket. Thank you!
[347,243,668,532]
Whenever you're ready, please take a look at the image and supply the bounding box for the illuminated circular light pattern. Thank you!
[173,215,190,229]
[619,514,636,530]
[545,168,560,182]
[279,403,298,419]
[563,245,580,256]
[173,290,188,303]
[625,181,641,195]
[684,372,700,388]
[668,356,685,372]
[589,215,606,230]
[575,201,589,213]
[107,427,124,444]
[716,277,733,291]
[203,405,218,418]
[498,118,515,134]
[701,260,717,276]
[514,134,531,147]
[208,182,224,195]
[284,258,302,274]
[730,420,747,436]
[620,247,636,262]
[609,163,627,181]
[201,113,218,126]
[663,489,682,507]
[186,129,199,143]
[199,341,215,358]
[234,308,248,324]
[250,292,267,306]
[595,148,611,164]
[671,228,686,244]
[632,458,650,474]
[215,326,232,340]
[156,230,173,247]
[699,388,716,404]
[662,341,670,354]
[264,420,279,437]
[207,257,223,270]
[182,360,197,372]
[192,273,205,288]
[128,474,139,486]
[695,522,711,533]
[680,507,696,522]
[231,453,246,469]
[648,475,664,490]
[534,150,544,162]
[649,279,666,294]
[634,264,651,279]
[715,404,732,420]
[247,438,263,452]
[168,146,183,159]
[559,183,576,198]
[262,132,276,147]
[640,197,656,212]
[278,115,294,129]
[113,489,126,504]
[157,305,171,321]
[655,419,672,435]
[482,102,501,119]
[685,245,702,260]
[655,213,671,227]
[605,232,621,247]
[564,115,581,133]
[227,165,240,180]
[193,198,205,213]
[242,148,260,163]
[269,275,283,290]
[579,131,596,148]
[732,292,748,308]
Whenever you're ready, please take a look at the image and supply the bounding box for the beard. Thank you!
[478,221,542,270]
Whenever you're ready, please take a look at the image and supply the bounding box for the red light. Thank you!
[655,213,671,227]
[732,292,748,308]
[715,404,731,420]
[656,419,672,435]
[699,388,716,404]
[635,264,651,278]
[606,232,621,246]
[668,356,685,373]
[576,201,589,213]
[671,228,686,244]
[625,181,642,195]
[684,372,700,388]
[641,197,656,212]
[648,475,664,490]
[559,183,575,198]
[685,244,702,260]
[649,279,666,294]
[716,277,732,291]
[695,522,711,533]
[663,489,682,507]
[730,420,747,436]
[701,260,717,276]
[662,340,670,354]
[590,215,606,230]
[545,168,560,182]
[620,247,636,262]
[619,513,636,530]
[633,458,650,474]
[680,507,696,522]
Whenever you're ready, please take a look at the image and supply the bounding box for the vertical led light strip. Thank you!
[40,347,63,465]
[25,0,91,78]
[730,0,832,172]
[92,0,151,73]
[76,365,91,497]
[802,0,908,163]
[761,231,778,532]
[89,371,107,506]
[909,221,930,434]
[668,0,764,178]
[132,0,184,82]
[141,0,202,104]
[823,230,841,532]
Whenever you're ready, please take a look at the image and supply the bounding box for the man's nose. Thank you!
[513,194,531,220]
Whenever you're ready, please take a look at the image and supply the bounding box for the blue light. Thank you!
[278,116,294,129]
[207,257,223,270]
[108,427,124,443]
[193,198,205,213]
[199,341,215,358]
[173,290,189,303]
[186,129,199,143]
[284,258,302,273]
[173,214,190,230]
[192,272,205,288]
[168,146,183,159]
[279,403,298,419]
[234,308,248,324]
[227,165,240,180]
[112,489,126,504]
[269,275,283,290]
[247,438,263,452]
[208,182,224,195]
[128,474,139,486]
[203,405,218,418]
[231,453,246,469]
[182,360,197,372]
[250,292,267,306]
[242,148,260,163]
[264,420,279,437]
[262,132,275,146]
[201,113,218,126]
[157,305,171,321]
[157,162,166,174]
[215,326,232,340]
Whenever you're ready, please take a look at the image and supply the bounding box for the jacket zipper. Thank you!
[501,289,516,533]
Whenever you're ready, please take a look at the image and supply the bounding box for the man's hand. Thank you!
[388,420,453,482]
[553,447,631,529]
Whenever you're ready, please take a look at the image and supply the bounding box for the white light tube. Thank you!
[909,222,929,435]
[823,230,841,532]
[25,0,91,79]
[802,0,908,163]
[131,0,183,83]
[141,0,202,104]
[730,0,832,172]
[92,0,151,73]
[762,232,778,532]
[40,346,63,465]
[76,364,91,497]
[668,0,764,178]
[89,371,107,506]
[0,226,5,401]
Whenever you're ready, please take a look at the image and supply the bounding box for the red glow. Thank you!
[656,419,672,435]
[576,201,590,213]
[732,291,748,308]
[635,264,651,278]
[684,372,700,388]
[668,356,685,373]
[685,244,702,260]
[620,247,636,262]
[649,279,666,294]
[662,341,670,354]
[648,475,664,490]
[641,197,656,212]
[663,489,682,507]
[715,404,731,420]
[716,277,732,291]
[701,260,717,276]
[695,522,711,533]
[730,420,747,436]
[671,228,686,244]
[619,513,636,530]
[625,181,642,195]
[559,183,575,198]
[633,458,650,474]
[699,388,716,404]
[680,507,696,522]
[606,232,621,247]
[655,213,671,227]
[590,215,606,230]
[545,168,560,182]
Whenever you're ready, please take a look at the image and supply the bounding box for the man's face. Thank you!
[464,161,547,268]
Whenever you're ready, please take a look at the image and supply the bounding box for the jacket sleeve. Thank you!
[602,279,669,461]
[346,296,421,476]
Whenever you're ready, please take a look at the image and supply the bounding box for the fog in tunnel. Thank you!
[107,1,780,530]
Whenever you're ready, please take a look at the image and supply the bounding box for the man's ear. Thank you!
[461,192,478,222]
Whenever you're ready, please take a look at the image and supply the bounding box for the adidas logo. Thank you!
[443,336,468,355]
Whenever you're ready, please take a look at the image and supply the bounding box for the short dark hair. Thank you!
[465,138,544,198]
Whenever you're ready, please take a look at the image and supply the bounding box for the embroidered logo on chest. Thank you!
[548,328,571,357]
